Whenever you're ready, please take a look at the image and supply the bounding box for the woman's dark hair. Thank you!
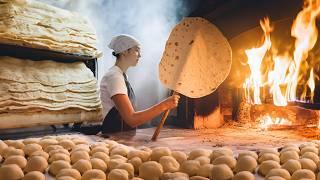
[112,51,120,58]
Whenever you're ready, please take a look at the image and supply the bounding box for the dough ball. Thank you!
[102,139,118,148]
[209,164,234,180]
[110,154,127,161]
[291,169,315,180]
[266,176,286,180]
[23,171,45,180]
[45,145,64,153]
[56,176,76,180]
[194,156,210,166]
[258,160,281,176]
[301,152,319,164]
[0,155,2,162]
[91,146,109,156]
[150,147,172,162]
[30,150,49,160]
[116,162,134,178]
[265,168,291,180]
[188,149,211,160]
[160,172,189,180]
[71,144,90,153]
[280,151,299,164]
[108,158,127,170]
[238,150,258,160]
[39,139,58,150]
[108,169,128,180]
[131,178,144,180]
[234,155,257,173]
[3,155,27,169]
[71,138,89,145]
[299,158,317,172]
[212,155,236,170]
[280,146,300,154]
[90,158,107,172]
[56,168,81,180]
[4,140,25,149]
[91,152,110,164]
[0,164,24,180]
[301,146,319,155]
[171,151,187,164]
[0,140,8,155]
[90,142,108,149]
[49,160,71,176]
[72,159,92,174]
[139,161,163,180]
[258,153,280,164]
[110,146,129,157]
[22,138,40,145]
[233,171,255,180]
[49,149,70,157]
[59,139,75,151]
[189,176,209,180]
[81,169,106,180]
[259,148,280,157]
[281,159,301,175]
[128,149,150,162]
[23,143,42,156]
[49,153,71,163]
[3,147,25,158]
[71,151,90,164]
[128,156,142,173]
[159,156,180,173]
[210,148,233,162]
[179,160,200,176]
[197,164,213,178]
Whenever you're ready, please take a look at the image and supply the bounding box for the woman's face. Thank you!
[124,46,141,66]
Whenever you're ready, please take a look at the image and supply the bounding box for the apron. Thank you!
[101,73,136,134]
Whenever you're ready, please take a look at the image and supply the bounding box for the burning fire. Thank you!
[243,0,320,128]
[243,0,320,105]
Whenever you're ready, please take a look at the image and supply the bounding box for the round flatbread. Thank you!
[159,17,232,98]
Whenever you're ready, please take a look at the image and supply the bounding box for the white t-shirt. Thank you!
[100,66,128,118]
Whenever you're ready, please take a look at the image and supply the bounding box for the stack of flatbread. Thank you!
[0,0,100,58]
[0,56,102,128]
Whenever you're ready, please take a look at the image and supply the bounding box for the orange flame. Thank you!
[259,115,292,130]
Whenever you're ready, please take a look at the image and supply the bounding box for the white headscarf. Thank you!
[108,34,140,54]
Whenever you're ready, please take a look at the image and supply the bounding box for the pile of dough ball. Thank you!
[2,136,320,180]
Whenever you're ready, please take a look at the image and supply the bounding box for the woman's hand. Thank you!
[161,94,180,110]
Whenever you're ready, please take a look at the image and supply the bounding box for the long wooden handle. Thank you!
[151,91,176,141]
[151,109,171,141]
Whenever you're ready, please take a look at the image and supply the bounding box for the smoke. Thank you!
[38,0,194,125]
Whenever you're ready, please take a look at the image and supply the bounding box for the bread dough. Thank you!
[280,151,299,164]
[179,160,200,176]
[233,171,255,180]
[91,152,110,164]
[150,147,171,162]
[210,148,233,162]
[188,149,211,160]
[72,159,92,174]
[90,158,107,172]
[171,151,187,164]
[30,150,49,160]
[281,159,301,175]
[160,172,189,180]
[110,146,129,157]
[108,169,128,180]
[210,164,234,180]
[194,156,210,166]
[139,161,163,180]
[59,139,75,151]
[70,151,90,164]
[0,164,24,180]
[2,147,25,158]
[49,153,71,163]
[90,146,109,155]
[81,169,106,180]
[301,152,319,164]
[23,171,45,180]
[189,176,209,180]
[4,140,25,149]
[48,160,71,176]
[301,146,319,155]
[49,149,70,157]
[116,162,135,178]
[108,158,127,170]
[128,156,142,173]
[196,164,213,178]
[159,156,180,173]
[56,168,81,180]
[258,153,280,164]
[128,149,150,162]
[234,155,257,173]
[238,150,258,160]
[23,143,42,156]
[258,160,281,176]
[3,155,27,169]
[299,158,317,172]
[291,169,315,180]
[212,155,236,170]
[265,168,291,180]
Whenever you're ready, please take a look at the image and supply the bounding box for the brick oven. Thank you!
[176,0,320,130]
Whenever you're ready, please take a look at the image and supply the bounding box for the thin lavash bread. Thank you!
[159,17,232,98]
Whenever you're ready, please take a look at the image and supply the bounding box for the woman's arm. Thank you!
[111,94,179,127]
